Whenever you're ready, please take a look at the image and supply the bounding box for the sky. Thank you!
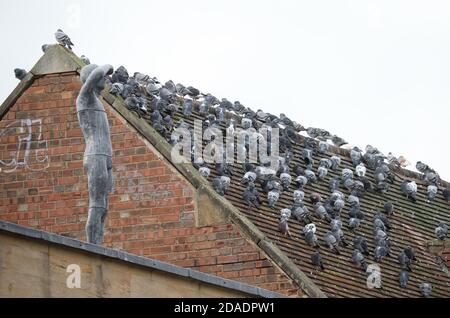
[1,0,450,180]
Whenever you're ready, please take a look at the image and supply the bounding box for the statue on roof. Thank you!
[76,64,114,244]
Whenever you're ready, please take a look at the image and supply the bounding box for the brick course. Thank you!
[0,72,301,297]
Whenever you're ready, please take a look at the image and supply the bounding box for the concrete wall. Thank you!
[0,230,258,298]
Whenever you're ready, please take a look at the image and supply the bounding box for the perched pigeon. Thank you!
[374,245,390,262]
[318,141,330,154]
[295,175,308,190]
[280,173,292,191]
[330,156,341,170]
[80,55,90,65]
[427,185,438,202]
[293,205,312,224]
[435,222,448,240]
[267,190,280,208]
[313,202,331,222]
[399,270,409,288]
[304,169,317,183]
[311,251,325,270]
[351,147,363,166]
[279,215,291,237]
[324,231,340,254]
[401,180,417,202]
[383,202,394,216]
[41,44,50,53]
[397,251,412,271]
[348,218,361,232]
[419,283,432,297]
[243,182,261,209]
[294,190,306,203]
[329,178,340,193]
[309,193,321,205]
[356,163,366,178]
[109,82,124,95]
[55,29,74,50]
[212,176,230,196]
[352,249,367,271]
[14,68,27,80]
[331,135,347,147]
[304,224,319,247]
[443,188,450,203]
[354,236,370,256]
[198,166,210,179]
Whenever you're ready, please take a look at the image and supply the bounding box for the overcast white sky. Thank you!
[1,0,450,180]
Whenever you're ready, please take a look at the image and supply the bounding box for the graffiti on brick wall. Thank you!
[0,118,49,173]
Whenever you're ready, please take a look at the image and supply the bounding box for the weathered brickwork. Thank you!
[0,72,301,296]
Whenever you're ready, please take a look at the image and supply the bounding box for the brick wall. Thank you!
[0,72,301,297]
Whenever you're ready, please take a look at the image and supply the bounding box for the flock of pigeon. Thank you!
[13,29,449,297]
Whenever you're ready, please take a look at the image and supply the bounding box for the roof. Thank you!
[0,220,286,298]
[3,44,450,297]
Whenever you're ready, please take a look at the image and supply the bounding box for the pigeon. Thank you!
[374,245,390,262]
[443,188,450,202]
[387,152,401,168]
[374,212,391,230]
[14,68,27,80]
[347,195,360,208]
[304,224,319,247]
[280,173,292,191]
[294,190,306,203]
[309,193,321,205]
[399,270,409,288]
[350,147,363,166]
[109,82,124,95]
[318,141,330,154]
[317,166,328,180]
[354,236,370,256]
[293,205,312,224]
[427,185,438,202]
[403,246,417,262]
[302,148,314,168]
[416,161,433,174]
[329,178,340,193]
[295,175,308,190]
[241,171,257,185]
[352,249,368,271]
[212,176,230,196]
[398,251,412,271]
[55,29,74,50]
[356,163,366,178]
[348,218,361,232]
[112,66,129,84]
[267,190,280,208]
[41,44,50,53]
[279,215,291,237]
[311,251,325,270]
[435,222,448,240]
[80,55,90,65]
[243,182,261,209]
[331,135,347,147]
[324,231,340,254]
[304,169,317,183]
[349,205,365,220]
[400,180,417,202]
[341,168,353,182]
[198,166,210,179]
[330,156,341,170]
[383,202,394,216]
[313,202,331,222]
[419,283,432,297]
[186,86,200,98]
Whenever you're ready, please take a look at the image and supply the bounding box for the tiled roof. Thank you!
[101,63,450,297]
[166,107,450,297]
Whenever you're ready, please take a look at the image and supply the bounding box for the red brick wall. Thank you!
[0,72,301,297]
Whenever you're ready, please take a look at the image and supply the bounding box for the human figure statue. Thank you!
[76,64,114,244]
